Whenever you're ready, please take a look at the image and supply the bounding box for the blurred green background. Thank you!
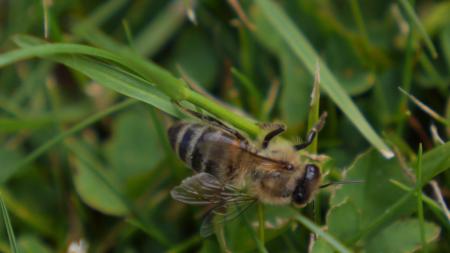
[0,0,449,252]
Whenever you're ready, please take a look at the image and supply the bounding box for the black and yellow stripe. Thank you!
[167,122,238,176]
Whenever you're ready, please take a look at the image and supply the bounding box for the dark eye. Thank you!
[305,164,319,180]
[292,164,321,206]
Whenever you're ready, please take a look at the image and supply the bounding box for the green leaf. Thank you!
[421,141,450,183]
[18,235,52,253]
[331,149,411,227]
[295,214,352,253]
[327,199,361,243]
[311,238,334,253]
[366,219,440,253]
[105,108,165,179]
[255,0,393,158]
[72,143,129,216]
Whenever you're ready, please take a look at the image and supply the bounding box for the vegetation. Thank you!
[0,0,449,252]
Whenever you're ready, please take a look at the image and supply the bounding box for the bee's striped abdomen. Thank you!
[168,122,208,170]
[168,121,242,178]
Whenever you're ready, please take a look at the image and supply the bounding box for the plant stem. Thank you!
[258,203,265,244]
[185,90,261,137]
[416,144,427,253]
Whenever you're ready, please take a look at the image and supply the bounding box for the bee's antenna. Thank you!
[320,179,364,189]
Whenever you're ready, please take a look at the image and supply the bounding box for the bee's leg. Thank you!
[293,112,328,151]
[174,101,248,141]
[260,123,286,149]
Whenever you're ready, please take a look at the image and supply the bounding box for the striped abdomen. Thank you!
[167,121,244,180]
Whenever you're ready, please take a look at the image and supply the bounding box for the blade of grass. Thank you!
[398,0,438,59]
[134,1,186,56]
[397,12,415,135]
[231,67,262,115]
[257,203,265,246]
[295,214,351,253]
[306,62,321,154]
[415,144,427,253]
[307,63,322,228]
[255,0,394,158]
[390,179,450,231]
[242,211,268,253]
[0,197,19,253]
[4,36,262,137]
[213,221,231,253]
[73,0,129,31]
[350,142,450,243]
[399,87,449,126]
[0,99,137,185]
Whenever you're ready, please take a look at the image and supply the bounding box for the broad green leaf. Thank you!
[311,238,334,253]
[327,199,361,243]
[366,219,440,253]
[18,235,52,253]
[255,0,393,158]
[72,143,128,216]
[105,108,164,179]
[421,141,450,183]
[331,149,411,227]
[331,143,450,244]
[295,214,351,253]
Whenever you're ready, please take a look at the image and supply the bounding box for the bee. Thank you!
[168,107,327,236]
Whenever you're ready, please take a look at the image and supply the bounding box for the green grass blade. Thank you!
[307,63,321,154]
[295,214,351,253]
[390,179,450,232]
[0,99,137,184]
[134,1,186,56]
[257,203,265,247]
[4,37,261,136]
[255,0,394,158]
[415,144,427,253]
[398,0,438,59]
[243,213,268,253]
[0,197,19,253]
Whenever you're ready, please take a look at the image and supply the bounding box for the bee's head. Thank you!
[292,164,321,207]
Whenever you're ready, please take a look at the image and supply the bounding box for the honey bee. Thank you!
[168,107,327,236]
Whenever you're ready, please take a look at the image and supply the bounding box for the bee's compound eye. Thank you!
[305,164,320,180]
[292,164,321,206]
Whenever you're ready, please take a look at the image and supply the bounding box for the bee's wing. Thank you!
[170,172,256,237]
[170,172,254,205]
[200,198,257,237]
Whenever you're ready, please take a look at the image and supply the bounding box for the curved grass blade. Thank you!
[0,197,19,253]
[255,0,394,158]
[295,214,352,253]
[398,0,438,59]
[2,36,261,136]
[0,99,137,185]
[415,144,427,253]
